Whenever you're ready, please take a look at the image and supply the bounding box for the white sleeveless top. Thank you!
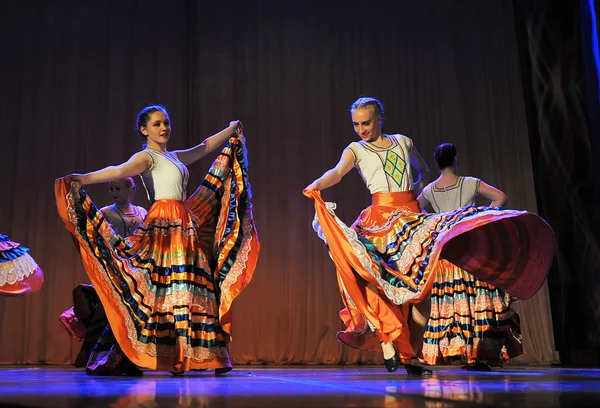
[421,176,481,213]
[140,149,189,203]
[347,134,415,194]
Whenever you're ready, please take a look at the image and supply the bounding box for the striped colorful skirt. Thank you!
[305,190,553,363]
[422,259,522,365]
[0,234,44,296]
[55,138,259,373]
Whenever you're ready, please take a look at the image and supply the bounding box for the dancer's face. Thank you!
[109,180,133,206]
[352,108,382,142]
[140,110,171,147]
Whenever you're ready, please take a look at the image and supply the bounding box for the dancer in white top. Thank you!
[99,178,148,237]
[418,143,506,212]
[304,97,553,376]
[417,143,522,371]
[55,104,259,375]
[59,177,148,375]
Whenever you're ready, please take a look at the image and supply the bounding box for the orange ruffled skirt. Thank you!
[55,138,259,373]
[305,190,553,363]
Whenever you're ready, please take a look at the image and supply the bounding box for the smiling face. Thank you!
[351,107,382,142]
[108,179,134,206]
[139,110,171,149]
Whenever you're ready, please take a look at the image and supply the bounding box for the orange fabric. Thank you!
[338,285,415,363]
[54,138,259,373]
[358,202,554,301]
[352,192,439,298]
[55,182,234,372]
[305,189,555,363]
[213,157,260,337]
[370,191,421,212]
[304,190,419,362]
[55,183,234,372]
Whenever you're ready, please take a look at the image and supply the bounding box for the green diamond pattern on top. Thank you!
[384,150,406,187]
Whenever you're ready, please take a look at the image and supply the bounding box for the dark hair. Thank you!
[136,105,168,147]
[349,97,385,122]
[434,143,457,169]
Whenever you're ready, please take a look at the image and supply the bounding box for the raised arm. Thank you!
[304,148,355,192]
[69,151,151,186]
[174,121,242,166]
[410,146,430,194]
[479,181,507,207]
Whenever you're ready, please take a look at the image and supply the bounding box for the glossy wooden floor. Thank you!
[0,365,599,407]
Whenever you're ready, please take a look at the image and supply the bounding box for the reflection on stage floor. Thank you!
[1,365,599,407]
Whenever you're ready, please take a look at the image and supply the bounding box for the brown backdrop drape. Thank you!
[0,0,558,365]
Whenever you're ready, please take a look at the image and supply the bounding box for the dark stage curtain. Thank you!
[513,0,600,365]
[0,0,557,365]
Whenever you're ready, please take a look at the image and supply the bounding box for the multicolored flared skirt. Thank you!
[0,234,44,296]
[55,138,259,373]
[422,259,522,365]
[305,190,553,363]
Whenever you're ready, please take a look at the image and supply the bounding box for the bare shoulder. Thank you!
[128,150,153,172]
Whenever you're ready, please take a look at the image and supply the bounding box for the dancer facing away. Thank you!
[0,234,44,296]
[59,177,149,374]
[417,143,523,371]
[304,96,554,376]
[55,105,259,375]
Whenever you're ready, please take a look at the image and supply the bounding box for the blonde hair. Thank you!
[349,97,385,122]
[109,177,137,191]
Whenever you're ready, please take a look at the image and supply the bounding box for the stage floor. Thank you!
[0,365,599,407]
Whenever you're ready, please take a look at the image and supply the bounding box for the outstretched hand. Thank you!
[229,120,243,134]
[61,174,84,200]
[229,120,245,143]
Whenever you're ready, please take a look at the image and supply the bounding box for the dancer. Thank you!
[0,234,44,296]
[304,97,553,375]
[59,177,148,374]
[55,105,259,375]
[417,143,523,370]
[99,177,148,237]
